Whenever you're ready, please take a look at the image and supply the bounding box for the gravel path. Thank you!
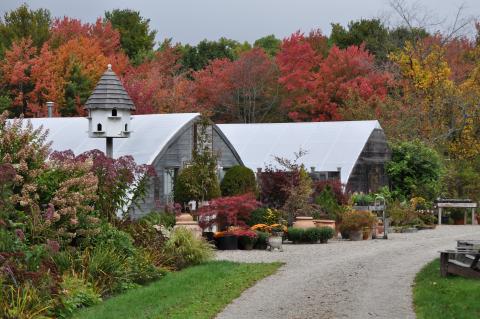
[215,225,480,319]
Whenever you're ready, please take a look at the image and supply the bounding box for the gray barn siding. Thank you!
[130,121,240,218]
[346,129,391,194]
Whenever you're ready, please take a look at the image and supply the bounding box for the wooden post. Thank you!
[464,210,467,225]
[438,207,442,225]
[106,137,113,158]
[473,208,477,225]
[440,252,449,277]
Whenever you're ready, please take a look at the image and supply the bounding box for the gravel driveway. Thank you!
[215,225,480,319]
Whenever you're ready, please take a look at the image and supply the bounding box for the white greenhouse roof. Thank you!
[27,113,199,165]
[217,120,382,184]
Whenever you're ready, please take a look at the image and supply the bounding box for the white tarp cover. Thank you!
[217,120,382,184]
[27,113,199,164]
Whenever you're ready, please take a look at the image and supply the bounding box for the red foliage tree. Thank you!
[122,47,196,114]
[197,193,259,230]
[0,38,36,115]
[276,32,393,121]
[192,48,279,122]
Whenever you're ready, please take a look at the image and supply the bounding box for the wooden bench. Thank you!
[439,249,480,279]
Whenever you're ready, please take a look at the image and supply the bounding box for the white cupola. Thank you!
[85,64,135,139]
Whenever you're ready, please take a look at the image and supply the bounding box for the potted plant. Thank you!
[214,231,238,250]
[236,229,258,250]
[254,231,269,249]
[339,211,376,241]
[450,209,465,225]
[318,226,334,243]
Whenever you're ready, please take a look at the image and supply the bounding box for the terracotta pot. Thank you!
[476,215,480,225]
[362,228,372,240]
[314,219,336,230]
[174,213,202,238]
[293,216,316,229]
[454,219,465,225]
[349,230,362,241]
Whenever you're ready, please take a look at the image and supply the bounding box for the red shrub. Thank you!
[197,193,259,230]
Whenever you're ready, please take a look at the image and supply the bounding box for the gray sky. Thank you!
[1,0,479,45]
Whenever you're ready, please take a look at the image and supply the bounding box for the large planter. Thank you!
[238,236,255,250]
[267,235,283,252]
[293,216,316,229]
[174,213,202,239]
[314,219,336,230]
[349,230,363,241]
[216,235,238,250]
[362,228,372,240]
[454,218,465,225]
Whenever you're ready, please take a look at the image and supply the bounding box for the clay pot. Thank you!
[362,228,372,240]
[314,219,336,230]
[349,230,363,241]
[293,216,316,229]
[176,213,194,222]
[454,218,465,225]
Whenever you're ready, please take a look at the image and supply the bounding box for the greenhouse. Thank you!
[218,120,391,193]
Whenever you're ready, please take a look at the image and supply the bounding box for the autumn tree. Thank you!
[0,38,36,116]
[276,32,392,121]
[122,45,196,114]
[192,48,282,123]
[0,4,51,56]
[105,9,157,64]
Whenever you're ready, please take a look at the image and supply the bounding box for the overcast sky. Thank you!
[1,0,479,45]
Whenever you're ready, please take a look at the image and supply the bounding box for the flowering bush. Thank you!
[197,193,259,230]
[339,211,376,232]
[250,224,271,233]
[51,149,155,222]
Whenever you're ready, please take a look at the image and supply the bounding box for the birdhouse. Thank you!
[85,64,135,138]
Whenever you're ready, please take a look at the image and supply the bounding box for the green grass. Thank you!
[74,261,282,319]
[414,259,480,319]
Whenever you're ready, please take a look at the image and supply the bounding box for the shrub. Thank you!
[318,227,335,243]
[287,227,305,243]
[163,228,214,270]
[313,180,348,205]
[340,211,376,232]
[83,223,136,256]
[386,140,443,201]
[248,208,268,226]
[389,201,418,226]
[141,211,176,228]
[197,193,259,230]
[247,207,281,226]
[258,169,299,208]
[303,227,322,243]
[56,272,101,318]
[174,166,221,204]
[220,165,257,196]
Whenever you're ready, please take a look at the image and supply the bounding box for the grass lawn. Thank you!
[413,258,480,319]
[74,260,282,319]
